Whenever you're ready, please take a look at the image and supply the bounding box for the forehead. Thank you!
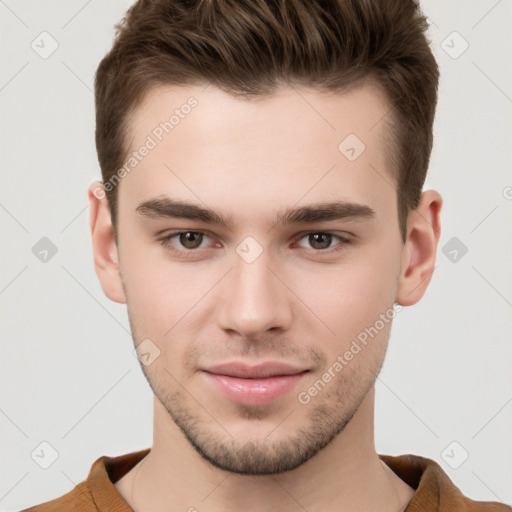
[120,81,396,224]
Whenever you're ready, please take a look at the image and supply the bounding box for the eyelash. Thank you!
[158,230,352,257]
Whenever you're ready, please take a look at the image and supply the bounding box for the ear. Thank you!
[87,181,126,304]
[395,190,443,306]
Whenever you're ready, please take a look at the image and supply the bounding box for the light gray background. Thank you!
[1,1,511,510]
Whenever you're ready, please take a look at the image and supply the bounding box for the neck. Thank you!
[118,387,414,512]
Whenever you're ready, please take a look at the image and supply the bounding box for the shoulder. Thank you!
[380,453,512,511]
[21,481,97,511]
[21,449,149,512]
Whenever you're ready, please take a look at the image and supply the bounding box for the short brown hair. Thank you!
[95,0,439,243]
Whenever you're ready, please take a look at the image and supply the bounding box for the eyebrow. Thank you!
[136,196,376,229]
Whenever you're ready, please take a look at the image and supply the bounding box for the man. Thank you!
[24,0,511,510]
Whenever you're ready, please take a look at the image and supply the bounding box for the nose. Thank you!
[217,247,293,338]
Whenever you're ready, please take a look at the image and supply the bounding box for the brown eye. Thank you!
[295,232,352,254]
[308,233,333,250]
[178,231,204,249]
[159,230,212,253]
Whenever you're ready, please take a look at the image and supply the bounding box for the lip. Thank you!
[201,362,309,406]
[203,361,309,378]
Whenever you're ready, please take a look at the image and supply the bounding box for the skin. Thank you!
[88,81,442,512]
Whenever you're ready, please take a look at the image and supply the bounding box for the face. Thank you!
[109,82,407,474]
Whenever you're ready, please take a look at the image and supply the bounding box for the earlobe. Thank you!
[395,190,442,307]
[87,181,126,304]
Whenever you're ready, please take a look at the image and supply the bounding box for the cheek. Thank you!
[119,246,178,334]
[295,248,400,343]
[119,241,222,344]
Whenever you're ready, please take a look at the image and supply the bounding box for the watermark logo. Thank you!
[442,236,468,263]
[441,441,469,469]
[32,237,58,263]
[236,236,264,264]
[441,31,469,60]
[31,441,59,469]
[31,31,59,59]
[338,133,366,162]
[134,338,161,366]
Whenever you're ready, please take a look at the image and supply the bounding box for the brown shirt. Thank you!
[23,449,511,511]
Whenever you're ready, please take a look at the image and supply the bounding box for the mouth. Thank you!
[201,361,310,406]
